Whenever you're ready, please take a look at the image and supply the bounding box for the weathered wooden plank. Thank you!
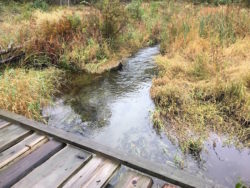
[0,120,10,129]
[13,145,91,188]
[0,124,31,152]
[0,109,217,188]
[63,156,119,188]
[0,140,64,188]
[114,169,153,188]
[0,133,47,169]
[162,183,178,188]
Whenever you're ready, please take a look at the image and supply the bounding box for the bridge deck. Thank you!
[0,110,216,188]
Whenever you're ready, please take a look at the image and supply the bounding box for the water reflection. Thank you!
[43,46,250,187]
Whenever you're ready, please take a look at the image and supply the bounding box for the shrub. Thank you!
[97,0,128,40]
[190,55,211,80]
[241,0,250,7]
[67,14,81,31]
[127,0,143,20]
[23,14,86,68]
[32,0,49,11]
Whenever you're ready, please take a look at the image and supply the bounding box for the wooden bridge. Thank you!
[0,110,218,188]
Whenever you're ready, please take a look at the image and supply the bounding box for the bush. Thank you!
[97,0,128,40]
[127,0,143,20]
[32,0,49,11]
[241,0,250,7]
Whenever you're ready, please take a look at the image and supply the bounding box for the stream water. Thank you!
[43,46,250,187]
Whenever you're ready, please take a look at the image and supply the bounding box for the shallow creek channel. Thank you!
[43,46,250,187]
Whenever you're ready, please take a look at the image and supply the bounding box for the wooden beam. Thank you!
[0,109,217,188]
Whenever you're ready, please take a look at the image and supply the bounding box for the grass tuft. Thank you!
[0,68,63,121]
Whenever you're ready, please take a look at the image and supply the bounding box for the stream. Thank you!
[43,46,250,187]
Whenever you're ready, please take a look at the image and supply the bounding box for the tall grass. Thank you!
[151,2,250,154]
[0,0,166,119]
[0,68,63,121]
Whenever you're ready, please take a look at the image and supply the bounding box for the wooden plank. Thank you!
[0,140,64,188]
[114,169,153,188]
[63,156,119,188]
[13,145,91,188]
[162,184,178,188]
[0,121,10,129]
[0,109,217,188]
[0,124,31,152]
[0,133,47,169]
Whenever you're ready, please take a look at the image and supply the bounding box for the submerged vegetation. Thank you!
[150,1,250,154]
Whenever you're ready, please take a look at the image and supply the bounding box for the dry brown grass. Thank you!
[0,68,63,121]
[0,1,164,120]
[0,1,165,73]
[151,2,250,154]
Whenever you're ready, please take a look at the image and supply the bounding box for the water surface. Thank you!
[43,46,250,187]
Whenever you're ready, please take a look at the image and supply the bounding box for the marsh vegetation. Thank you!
[0,0,161,119]
[0,0,250,186]
[150,1,250,154]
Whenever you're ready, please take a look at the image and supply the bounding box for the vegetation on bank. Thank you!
[0,0,162,72]
[150,1,250,154]
[0,0,249,154]
[0,0,162,119]
[0,68,63,121]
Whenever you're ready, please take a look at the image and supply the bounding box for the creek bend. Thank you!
[43,46,250,187]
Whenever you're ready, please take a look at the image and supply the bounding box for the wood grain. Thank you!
[0,124,31,152]
[13,145,91,188]
[114,169,153,188]
[0,133,47,169]
[162,183,178,188]
[0,140,64,188]
[0,120,10,129]
[63,156,119,188]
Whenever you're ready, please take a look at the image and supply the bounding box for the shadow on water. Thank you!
[43,46,250,187]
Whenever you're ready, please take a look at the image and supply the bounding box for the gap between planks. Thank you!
[0,133,48,169]
[113,169,153,188]
[0,140,65,188]
[0,120,11,129]
[13,145,91,188]
[0,124,32,153]
[63,155,120,188]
